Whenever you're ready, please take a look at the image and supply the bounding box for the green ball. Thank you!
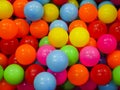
[113,66,120,85]
[61,45,79,66]
[4,64,24,85]
[0,65,3,81]
[39,36,50,47]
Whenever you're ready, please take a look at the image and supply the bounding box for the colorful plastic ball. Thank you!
[47,50,68,72]
[107,50,120,69]
[90,64,112,85]
[8,54,19,65]
[68,0,79,8]
[39,36,50,47]
[0,0,13,19]
[111,0,120,6]
[0,38,19,55]
[118,8,120,21]
[69,27,90,47]
[97,34,117,54]
[78,3,98,23]
[48,27,68,48]
[61,80,74,90]
[30,20,49,38]
[98,81,118,90]
[25,64,45,84]
[52,0,68,6]
[98,4,117,24]
[80,0,97,7]
[34,72,56,90]
[68,64,89,86]
[24,1,44,21]
[0,19,18,40]
[99,55,107,64]
[13,0,28,18]
[86,37,97,47]
[4,64,24,85]
[43,3,59,22]
[47,69,67,85]
[0,53,8,68]
[15,44,36,65]
[98,1,113,9]
[0,66,3,81]
[109,21,120,41]
[80,46,100,67]
[34,0,50,5]
[50,20,68,31]
[20,36,38,50]
[37,45,55,65]
[60,3,78,22]
[60,45,79,66]
[69,20,87,32]
[113,66,120,85]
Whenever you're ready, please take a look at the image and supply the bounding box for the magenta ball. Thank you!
[37,45,55,65]
[80,46,100,67]
[97,34,117,54]
[110,0,120,6]
[47,69,67,85]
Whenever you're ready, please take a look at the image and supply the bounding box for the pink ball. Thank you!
[97,34,117,54]
[111,0,120,6]
[47,69,67,85]
[80,46,100,67]
[37,45,55,65]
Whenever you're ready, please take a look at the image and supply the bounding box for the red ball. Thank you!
[52,0,68,6]
[0,53,8,68]
[90,64,112,85]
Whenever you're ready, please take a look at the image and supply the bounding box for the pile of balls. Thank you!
[0,0,120,90]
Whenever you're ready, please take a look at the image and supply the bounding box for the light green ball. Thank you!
[39,36,50,47]
[0,65,3,81]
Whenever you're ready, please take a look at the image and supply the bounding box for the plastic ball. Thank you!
[47,69,67,85]
[107,50,120,69]
[69,20,87,32]
[39,36,50,47]
[80,46,100,67]
[15,44,36,65]
[68,64,89,86]
[50,20,68,31]
[0,66,3,81]
[0,19,18,40]
[43,3,59,22]
[34,72,56,90]
[98,1,113,9]
[60,3,78,22]
[24,1,44,21]
[80,0,97,7]
[4,64,24,85]
[111,0,120,6]
[68,0,79,8]
[90,64,112,85]
[37,45,55,65]
[69,27,90,47]
[0,53,8,68]
[25,64,45,84]
[88,20,107,39]
[30,20,49,38]
[13,0,28,18]
[78,3,98,23]
[118,8,120,21]
[86,37,97,47]
[34,0,50,5]
[8,54,19,65]
[48,27,68,48]
[97,34,117,54]
[113,66,120,85]
[0,0,13,19]
[60,45,79,66]
[98,4,117,24]
[52,0,68,6]
[0,38,19,55]
[47,50,68,72]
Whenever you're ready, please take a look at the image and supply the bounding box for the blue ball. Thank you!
[24,1,44,21]
[47,50,68,72]
[80,0,97,7]
[98,1,113,9]
[98,81,118,90]
[33,0,50,5]
[34,72,56,90]
[60,3,78,22]
[50,20,68,31]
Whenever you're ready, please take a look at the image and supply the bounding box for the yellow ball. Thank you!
[68,0,79,8]
[98,4,117,24]
[48,27,68,48]
[69,27,90,47]
[43,3,59,22]
[0,0,13,19]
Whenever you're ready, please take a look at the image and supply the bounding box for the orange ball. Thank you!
[118,8,120,21]
[78,3,98,23]
[13,0,28,18]
[30,20,49,38]
[0,53,8,68]
[86,37,97,47]
[107,50,120,69]
[14,19,29,38]
[0,19,18,40]
[15,44,36,65]
[68,64,89,86]
[69,20,87,32]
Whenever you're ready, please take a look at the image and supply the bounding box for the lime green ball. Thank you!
[0,66,3,81]
[4,64,24,85]
[39,36,50,47]
[61,45,79,66]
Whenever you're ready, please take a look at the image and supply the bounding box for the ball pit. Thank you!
[0,0,120,90]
